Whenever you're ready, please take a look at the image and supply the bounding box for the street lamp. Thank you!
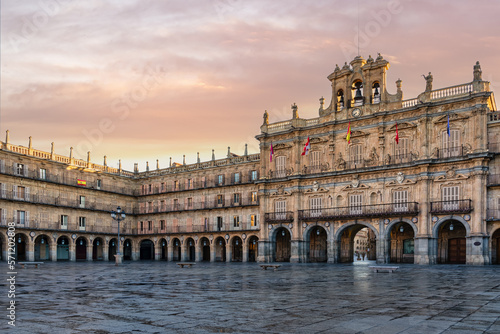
[111,206,126,265]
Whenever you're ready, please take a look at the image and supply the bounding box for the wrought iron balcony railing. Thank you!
[264,211,294,223]
[429,199,472,214]
[298,202,419,221]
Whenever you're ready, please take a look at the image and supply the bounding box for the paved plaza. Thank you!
[2,261,500,334]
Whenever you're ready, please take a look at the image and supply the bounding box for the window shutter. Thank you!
[1,183,5,198]
[13,163,17,175]
[14,210,18,223]
[25,187,30,201]
[1,209,6,223]
[26,211,30,226]
[0,160,4,173]
[13,185,18,199]
[24,165,28,177]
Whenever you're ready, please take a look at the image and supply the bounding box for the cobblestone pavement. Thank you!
[1,261,500,334]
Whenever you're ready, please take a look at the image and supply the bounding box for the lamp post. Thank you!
[111,206,126,265]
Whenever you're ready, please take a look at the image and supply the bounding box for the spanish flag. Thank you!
[77,179,86,186]
[346,122,351,144]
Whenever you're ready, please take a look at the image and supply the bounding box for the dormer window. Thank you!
[372,82,381,104]
[352,81,364,107]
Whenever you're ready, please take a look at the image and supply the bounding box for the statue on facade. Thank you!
[263,110,269,125]
[385,154,391,165]
[337,153,346,169]
[473,61,482,81]
[423,72,433,91]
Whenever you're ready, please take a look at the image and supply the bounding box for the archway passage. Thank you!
[492,229,500,264]
[339,224,376,263]
[275,228,291,262]
[76,237,87,260]
[215,237,226,262]
[15,234,27,261]
[140,240,155,260]
[57,236,69,261]
[108,239,117,261]
[93,238,104,261]
[172,238,181,261]
[200,237,210,262]
[389,222,415,264]
[34,235,50,261]
[248,236,258,262]
[310,227,327,263]
[159,238,168,260]
[232,237,243,262]
[186,238,195,262]
[123,239,132,260]
[438,220,466,264]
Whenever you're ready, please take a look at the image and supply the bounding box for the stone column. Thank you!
[195,244,201,262]
[167,244,173,262]
[181,243,187,261]
[27,240,35,262]
[69,242,76,262]
[86,244,93,261]
[210,243,216,263]
[103,243,109,262]
[154,242,161,261]
[131,242,140,261]
[242,241,248,262]
[226,242,231,262]
[50,242,58,262]
[376,220,386,264]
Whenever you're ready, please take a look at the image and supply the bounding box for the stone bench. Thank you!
[260,264,281,271]
[18,262,44,269]
[177,262,196,268]
[369,266,399,273]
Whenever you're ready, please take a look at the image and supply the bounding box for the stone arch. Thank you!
[304,224,329,263]
[214,236,226,262]
[199,237,211,262]
[271,226,292,262]
[247,235,259,262]
[230,236,243,262]
[56,235,70,261]
[171,238,181,261]
[335,221,379,241]
[335,221,379,263]
[432,216,471,238]
[158,238,168,260]
[385,218,418,239]
[385,218,417,264]
[92,237,105,261]
[75,236,88,260]
[185,237,196,261]
[491,227,500,264]
[139,239,155,260]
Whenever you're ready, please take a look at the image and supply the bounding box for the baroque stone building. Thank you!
[1,55,499,265]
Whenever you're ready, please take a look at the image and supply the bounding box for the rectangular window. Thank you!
[442,130,461,158]
[18,186,26,201]
[187,197,193,209]
[349,144,363,168]
[349,194,363,215]
[173,199,179,210]
[201,177,206,188]
[161,182,166,192]
[250,214,257,227]
[234,173,240,184]
[0,208,5,224]
[233,193,240,204]
[174,181,179,191]
[442,186,459,210]
[39,168,47,180]
[16,163,24,176]
[17,210,26,225]
[160,220,165,230]
[233,215,240,228]
[275,200,286,219]
[310,197,322,217]
[251,170,258,181]
[251,191,258,203]
[394,138,409,163]
[140,221,144,232]
[218,174,224,185]
[61,215,68,229]
[204,217,209,231]
[79,196,85,208]
[187,179,193,189]
[217,216,223,231]
[393,190,408,212]
[79,217,86,230]
[148,221,153,231]
[276,156,287,178]
[310,151,321,172]
[96,179,102,189]
[217,195,224,206]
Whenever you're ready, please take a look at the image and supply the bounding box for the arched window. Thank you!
[337,89,344,110]
[372,82,380,104]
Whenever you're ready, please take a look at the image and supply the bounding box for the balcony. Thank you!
[268,168,293,179]
[436,146,465,159]
[303,163,330,175]
[264,212,294,223]
[429,200,472,214]
[298,202,419,221]
[136,198,259,215]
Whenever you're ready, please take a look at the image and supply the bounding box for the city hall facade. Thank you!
[1,54,500,265]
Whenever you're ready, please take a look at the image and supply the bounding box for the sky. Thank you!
[1,0,499,171]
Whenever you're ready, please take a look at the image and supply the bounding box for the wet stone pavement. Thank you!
[1,261,500,334]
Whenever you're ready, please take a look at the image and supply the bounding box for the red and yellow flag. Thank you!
[77,179,86,186]
[346,122,351,144]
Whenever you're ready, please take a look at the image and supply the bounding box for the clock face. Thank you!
[352,108,361,117]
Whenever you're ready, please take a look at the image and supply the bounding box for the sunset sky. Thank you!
[1,0,499,171]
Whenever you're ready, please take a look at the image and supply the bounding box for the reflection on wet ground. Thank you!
[1,261,500,333]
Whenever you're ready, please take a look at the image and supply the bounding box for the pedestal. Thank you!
[114,254,123,265]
